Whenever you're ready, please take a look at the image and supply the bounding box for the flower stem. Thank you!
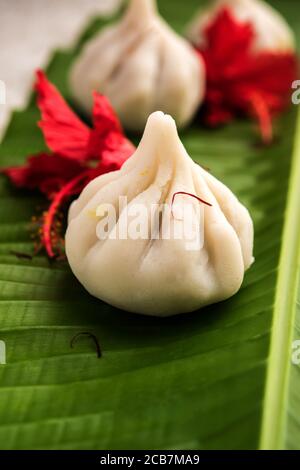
[43,172,88,258]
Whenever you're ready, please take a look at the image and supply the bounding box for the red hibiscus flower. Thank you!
[2,71,135,258]
[196,8,298,143]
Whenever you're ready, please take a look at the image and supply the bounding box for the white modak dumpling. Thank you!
[66,112,254,316]
[69,0,205,132]
[186,0,295,53]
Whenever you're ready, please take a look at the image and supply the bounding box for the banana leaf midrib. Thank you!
[260,110,300,450]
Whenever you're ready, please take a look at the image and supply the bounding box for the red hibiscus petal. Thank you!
[2,153,85,198]
[92,92,122,135]
[35,70,91,160]
[203,8,254,68]
[88,92,135,163]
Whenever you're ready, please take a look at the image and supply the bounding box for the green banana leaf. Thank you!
[0,0,300,450]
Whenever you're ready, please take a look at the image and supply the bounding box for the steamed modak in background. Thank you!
[186,0,295,52]
[70,0,205,131]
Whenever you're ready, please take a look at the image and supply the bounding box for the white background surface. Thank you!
[0,0,121,140]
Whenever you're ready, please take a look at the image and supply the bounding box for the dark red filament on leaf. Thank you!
[70,332,102,359]
[9,250,33,261]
